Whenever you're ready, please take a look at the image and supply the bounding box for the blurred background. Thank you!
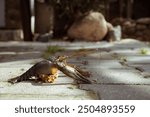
[0,0,149,42]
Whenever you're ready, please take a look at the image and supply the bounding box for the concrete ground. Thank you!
[0,39,150,100]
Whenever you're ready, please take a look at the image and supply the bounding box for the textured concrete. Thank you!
[1,39,150,100]
[1,83,96,100]
[0,43,98,100]
[80,84,150,100]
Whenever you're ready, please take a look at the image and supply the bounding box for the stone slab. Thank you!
[111,48,150,56]
[87,68,150,84]
[80,84,150,100]
[0,83,97,100]
[126,56,150,64]
[85,59,124,69]
[0,59,41,67]
[110,49,140,56]
[0,39,150,100]
[108,39,148,50]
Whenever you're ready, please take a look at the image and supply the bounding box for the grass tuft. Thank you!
[42,45,65,59]
[139,48,149,55]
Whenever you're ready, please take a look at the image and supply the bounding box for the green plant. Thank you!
[140,48,149,55]
[43,45,65,59]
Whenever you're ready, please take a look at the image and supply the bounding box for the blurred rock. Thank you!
[112,17,150,41]
[136,24,147,30]
[111,17,126,26]
[67,12,109,41]
[136,18,150,25]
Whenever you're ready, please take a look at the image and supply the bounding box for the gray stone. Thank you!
[126,56,150,64]
[110,49,139,56]
[108,39,148,50]
[128,64,150,75]
[80,84,150,100]
[0,83,97,100]
[87,52,114,60]
[1,39,150,100]
[85,59,123,69]
[87,67,150,84]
